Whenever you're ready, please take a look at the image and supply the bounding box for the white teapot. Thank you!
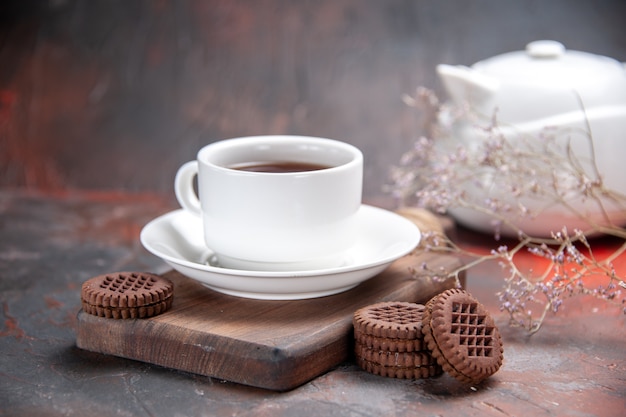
[436,40,626,237]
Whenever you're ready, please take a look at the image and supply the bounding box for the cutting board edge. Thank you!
[75,309,351,391]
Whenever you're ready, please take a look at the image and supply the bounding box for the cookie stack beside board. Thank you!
[353,301,442,379]
[353,289,504,384]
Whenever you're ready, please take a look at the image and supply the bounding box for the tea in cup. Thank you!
[174,135,363,271]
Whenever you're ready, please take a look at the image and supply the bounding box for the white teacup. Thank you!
[174,135,363,271]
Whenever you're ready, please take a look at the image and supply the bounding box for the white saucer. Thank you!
[139,205,421,300]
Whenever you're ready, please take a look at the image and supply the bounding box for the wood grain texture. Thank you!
[76,251,463,391]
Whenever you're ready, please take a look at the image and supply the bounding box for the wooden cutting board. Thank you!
[76,250,463,391]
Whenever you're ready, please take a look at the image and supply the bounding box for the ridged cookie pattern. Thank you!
[355,342,437,368]
[81,298,173,319]
[422,289,504,384]
[81,272,174,319]
[353,301,441,379]
[353,302,425,339]
[356,357,443,379]
[354,329,425,352]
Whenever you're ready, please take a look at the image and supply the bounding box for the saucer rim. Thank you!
[140,204,421,278]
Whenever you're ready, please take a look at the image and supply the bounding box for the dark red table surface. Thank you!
[1,190,624,417]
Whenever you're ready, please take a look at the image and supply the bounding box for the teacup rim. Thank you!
[196,135,363,175]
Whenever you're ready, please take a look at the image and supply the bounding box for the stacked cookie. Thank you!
[81,271,174,319]
[353,301,442,379]
[353,289,504,384]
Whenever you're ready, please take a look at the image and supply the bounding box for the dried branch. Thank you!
[389,88,626,334]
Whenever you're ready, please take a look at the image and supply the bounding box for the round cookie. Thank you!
[353,301,425,340]
[81,272,174,319]
[355,341,438,368]
[422,289,504,384]
[356,356,442,379]
[354,329,425,352]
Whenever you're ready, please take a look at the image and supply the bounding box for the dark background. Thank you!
[1,0,625,202]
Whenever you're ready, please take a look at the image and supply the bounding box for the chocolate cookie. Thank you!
[81,272,174,319]
[353,301,425,340]
[422,289,504,384]
[353,301,442,379]
[354,330,425,352]
[356,356,443,379]
[355,342,438,368]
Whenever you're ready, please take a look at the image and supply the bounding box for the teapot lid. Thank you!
[472,40,623,88]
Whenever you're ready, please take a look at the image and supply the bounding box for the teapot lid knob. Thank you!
[525,40,565,58]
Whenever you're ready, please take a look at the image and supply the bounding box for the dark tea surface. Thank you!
[229,161,331,173]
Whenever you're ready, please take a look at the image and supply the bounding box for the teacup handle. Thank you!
[174,161,202,215]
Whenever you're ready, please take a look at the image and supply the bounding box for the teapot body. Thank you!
[436,41,626,236]
[440,111,626,236]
